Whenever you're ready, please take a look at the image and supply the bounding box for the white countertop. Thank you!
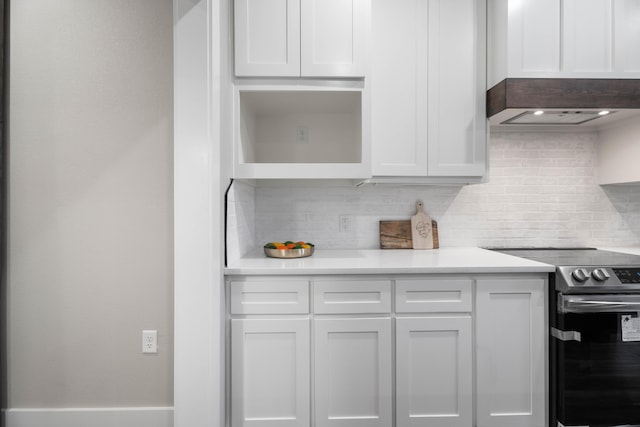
[600,246,640,256]
[225,247,555,275]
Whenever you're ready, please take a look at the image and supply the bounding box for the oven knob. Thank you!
[571,268,590,283]
[591,268,611,282]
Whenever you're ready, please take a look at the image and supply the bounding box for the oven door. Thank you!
[552,294,640,427]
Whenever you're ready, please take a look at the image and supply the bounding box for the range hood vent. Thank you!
[487,78,640,127]
[502,110,614,125]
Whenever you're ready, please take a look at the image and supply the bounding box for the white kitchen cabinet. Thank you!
[227,273,547,427]
[370,0,487,181]
[229,278,311,427]
[233,83,371,180]
[234,0,300,77]
[230,318,310,427]
[313,278,392,427]
[475,278,547,427]
[396,316,472,427]
[234,0,370,78]
[314,317,392,427]
[488,0,640,86]
[395,278,473,427]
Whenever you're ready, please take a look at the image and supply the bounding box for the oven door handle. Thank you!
[560,294,640,313]
[551,327,582,342]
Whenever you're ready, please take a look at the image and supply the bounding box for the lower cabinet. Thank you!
[314,318,392,427]
[475,278,547,427]
[230,318,311,427]
[396,316,472,427]
[228,274,547,427]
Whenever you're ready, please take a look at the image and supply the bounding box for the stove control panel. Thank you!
[557,266,640,293]
[613,268,640,284]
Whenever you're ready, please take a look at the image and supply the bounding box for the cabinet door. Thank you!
[234,0,301,76]
[371,0,428,176]
[426,0,487,176]
[563,0,613,73]
[396,316,473,427]
[314,317,392,427]
[505,0,562,75]
[614,0,640,73]
[371,0,486,178]
[300,0,370,77]
[231,318,310,427]
[475,278,547,427]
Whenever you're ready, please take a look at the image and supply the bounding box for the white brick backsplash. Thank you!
[225,180,256,260]
[225,131,640,258]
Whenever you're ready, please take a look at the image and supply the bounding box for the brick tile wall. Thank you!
[226,131,640,258]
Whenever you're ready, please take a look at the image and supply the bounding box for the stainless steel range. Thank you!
[491,248,640,427]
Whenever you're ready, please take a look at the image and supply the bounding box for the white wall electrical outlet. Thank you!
[142,330,158,354]
[339,215,351,232]
[296,126,309,144]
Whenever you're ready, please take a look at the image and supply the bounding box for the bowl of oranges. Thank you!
[264,241,315,258]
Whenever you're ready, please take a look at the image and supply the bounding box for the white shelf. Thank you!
[233,83,371,179]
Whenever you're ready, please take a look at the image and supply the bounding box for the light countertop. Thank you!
[600,247,640,256]
[225,247,555,275]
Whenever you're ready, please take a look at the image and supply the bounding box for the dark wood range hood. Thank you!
[487,78,640,127]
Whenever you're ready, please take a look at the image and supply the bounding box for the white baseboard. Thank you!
[3,406,173,427]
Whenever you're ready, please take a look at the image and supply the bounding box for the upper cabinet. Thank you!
[233,82,371,180]
[369,0,487,183]
[232,0,488,182]
[234,0,371,78]
[232,0,372,180]
[488,0,640,87]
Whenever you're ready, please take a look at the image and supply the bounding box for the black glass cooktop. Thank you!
[488,248,640,267]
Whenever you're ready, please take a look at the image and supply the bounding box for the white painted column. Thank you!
[173,0,228,426]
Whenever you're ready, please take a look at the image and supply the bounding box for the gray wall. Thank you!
[7,0,173,407]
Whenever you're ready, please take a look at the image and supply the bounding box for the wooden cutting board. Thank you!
[411,201,433,249]
[379,220,413,248]
[379,219,439,249]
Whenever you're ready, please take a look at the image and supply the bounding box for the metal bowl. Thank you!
[264,246,314,259]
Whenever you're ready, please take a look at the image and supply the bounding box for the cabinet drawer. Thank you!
[395,279,473,313]
[230,280,309,314]
[313,280,391,314]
